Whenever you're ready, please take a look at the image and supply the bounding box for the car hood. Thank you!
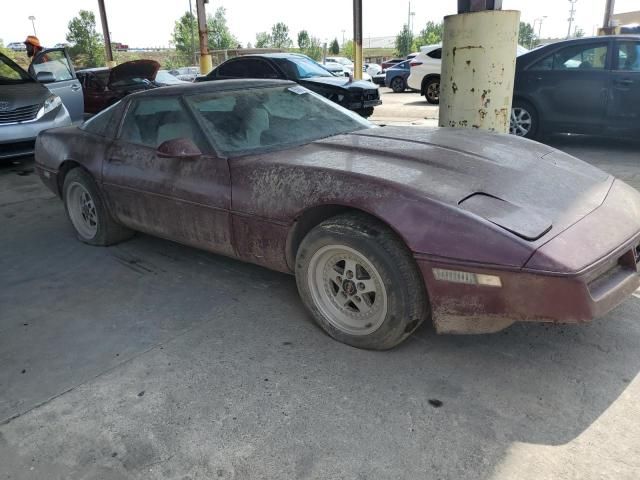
[310,126,612,242]
[299,76,375,91]
[108,60,160,85]
[0,81,50,110]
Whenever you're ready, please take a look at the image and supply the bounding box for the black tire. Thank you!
[295,212,429,350]
[390,76,406,93]
[62,168,133,246]
[423,77,440,105]
[356,107,374,118]
[510,99,539,140]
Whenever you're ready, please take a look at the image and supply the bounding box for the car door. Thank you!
[102,96,234,257]
[522,40,611,134]
[607,39,640,136]
[29,48,84,123]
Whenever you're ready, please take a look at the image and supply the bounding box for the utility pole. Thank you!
[28,16,36,36]
[567,0,578,39]
[353,0,363,80]
[188,0,197,66]
[341,29,345,46]
[603,0,615,28]
[96,0,115,67]
[195,0,212,74]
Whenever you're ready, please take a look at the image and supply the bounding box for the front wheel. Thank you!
[355,107,374,118]
[295,213,429,350]
[63,168,133,246]
[510,100,539,139]
[424,77,440,104]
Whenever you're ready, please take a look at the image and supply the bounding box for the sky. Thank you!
[1,0,639,49]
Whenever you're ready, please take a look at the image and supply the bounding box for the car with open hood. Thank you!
[34,79,640,350]
[76,59,160,114]
[0,50,80,159]
[196,53,381,117]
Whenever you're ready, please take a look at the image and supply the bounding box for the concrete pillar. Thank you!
[438,10,520,133]
[196,0,212,75]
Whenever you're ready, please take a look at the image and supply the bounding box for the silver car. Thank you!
[0,49,83,159]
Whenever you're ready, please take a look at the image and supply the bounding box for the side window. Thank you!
[81,101,122,138]
[119,97,207,151]
[217,59,245,77]
[531,44,609,71]
[616,41,640,72]
[217,58,278,79]
[31,50,74,81]
[427,48,442,60]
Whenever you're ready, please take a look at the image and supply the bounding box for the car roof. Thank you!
[131,78,296,99]
[532,34,640,50]
[235,52,309,60]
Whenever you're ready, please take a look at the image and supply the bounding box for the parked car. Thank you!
[197,53,381,117]
[155,70,189,86]
[0,52,74,159]
[7,42,27,51]
[381,58,404,70]
[511,35,640,139]
[76,60,160,114]
[372,70,386,86]
[407,44,443,104]
[325,56,354,75]
[364,63,382,76]
[168,66,200,82]
[385,60,412,92]
[35,79,640,350]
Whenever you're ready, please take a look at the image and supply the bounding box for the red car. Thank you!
[76,60,160,114]
[34,79,640,350]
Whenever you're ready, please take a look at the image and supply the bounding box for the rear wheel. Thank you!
[390,76,406,93]
[295,213,429,350]
[510,100,539,139]
[356,107,374,118]
[423,77,440,104]
[63,168,133,246]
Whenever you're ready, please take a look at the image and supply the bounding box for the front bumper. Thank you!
[417,179,640,334]
[0,106,71,159]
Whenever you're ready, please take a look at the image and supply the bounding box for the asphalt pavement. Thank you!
[1,91,639,479]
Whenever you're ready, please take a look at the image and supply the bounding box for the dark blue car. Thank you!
[384,60,411,93]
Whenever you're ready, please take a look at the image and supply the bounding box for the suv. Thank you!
[407,45,442,104]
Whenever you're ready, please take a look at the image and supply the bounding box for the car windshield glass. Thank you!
[186,85,372,156]
[0,56,31,84]
[278,57,333,79]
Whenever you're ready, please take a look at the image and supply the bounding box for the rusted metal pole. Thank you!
[353,0,363,80]
[97,0,115,67]
[195,0,212,74]
[603,0,615,28]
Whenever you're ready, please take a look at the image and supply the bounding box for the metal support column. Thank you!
[603,0,616,28]
[97,0,115,68]
[196,0,212,75]
[353,0,363,80]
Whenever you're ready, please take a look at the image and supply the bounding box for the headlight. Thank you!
[36,95,63,119]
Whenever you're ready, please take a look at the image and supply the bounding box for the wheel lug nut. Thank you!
[346,270,353,279]
[358,282,365,290]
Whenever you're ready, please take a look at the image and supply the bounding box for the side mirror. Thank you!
[156,138,202,159]
[36,71,56,83]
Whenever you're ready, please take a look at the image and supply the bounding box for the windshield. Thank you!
[0,55,32,84]
[274,57,333,79]
[186,85,371,156]
[155,70,184,84]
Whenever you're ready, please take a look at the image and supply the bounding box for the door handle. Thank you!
[108,157,124,165]
[614,79,633,86]
[70,84,81,91]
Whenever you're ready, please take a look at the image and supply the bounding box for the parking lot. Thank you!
[1,88,639,479]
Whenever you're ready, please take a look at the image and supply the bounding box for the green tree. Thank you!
[271,22,292,48]
[297,30,310,50]
[170,12,197,66]
[329,38,340,54]
[395,24,413,57]
[518,22,536,49]
[207,7,238,50]
[304,36,323,61]
[341,40,354,60]
[574,27,585,38]
[66,10,104,68]
[255,31,271,48]
[413,21,443,49]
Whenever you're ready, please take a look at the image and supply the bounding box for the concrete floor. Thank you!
[1,91,640,479]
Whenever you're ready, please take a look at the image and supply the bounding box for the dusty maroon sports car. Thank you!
[35,79,640,350]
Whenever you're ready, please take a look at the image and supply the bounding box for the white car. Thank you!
[364,63,382,76]
[323,60,372,82]
[325,56,354,75]
[407,44,443,104]
[7,42,27,52]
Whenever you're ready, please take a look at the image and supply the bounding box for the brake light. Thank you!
[410,61,423,67]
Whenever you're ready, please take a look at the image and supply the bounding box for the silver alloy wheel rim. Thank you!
[427,82,439,102]
[510,107,533,136]
[67,182,98,239]
[307,245,388,336]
